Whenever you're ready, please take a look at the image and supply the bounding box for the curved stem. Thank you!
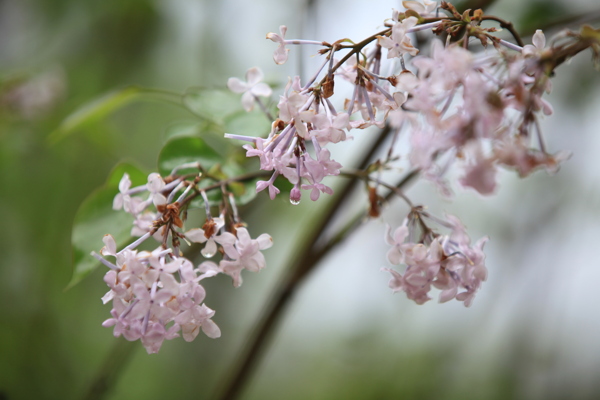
[212,125,394,400]
[311,167,421,266]
[339,169,414,207]
[82,339,137,400]
[179,170,272,208]
[481,15,525,47]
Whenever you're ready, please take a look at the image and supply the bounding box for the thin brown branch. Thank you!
[481,15,525,47]
[212,125,394,400]
[82,339,137,400]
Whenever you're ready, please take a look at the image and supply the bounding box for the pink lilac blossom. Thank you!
[96,171,274,353]
[377,17,420,58]
[266,25,290,65]
[383,214,488,307]
[227,67,273,112]
[402,0,437,15]
[217,227,273,287]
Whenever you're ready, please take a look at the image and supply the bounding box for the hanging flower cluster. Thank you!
[383,209,488,306]
[223,0,598,306]
[95,171,272,353]
[228,2,588,202]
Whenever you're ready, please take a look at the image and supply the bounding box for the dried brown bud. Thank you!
[202,219,219,239]
[323,76,335,98]
[368,186,381,218]
[274,119,286,131]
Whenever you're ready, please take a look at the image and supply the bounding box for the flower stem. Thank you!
[212,125,396,400]
[82,339,138,400]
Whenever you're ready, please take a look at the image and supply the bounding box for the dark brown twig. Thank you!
[212,125,394,400]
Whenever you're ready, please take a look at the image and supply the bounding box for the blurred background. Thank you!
[1,0,600,399]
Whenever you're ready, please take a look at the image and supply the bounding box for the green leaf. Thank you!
[221,162,260,206]
[66,163,146,290]
[157,136,224,176]
[49,86,184,143]
[183,87,242,124]
[224,109,271,138]
[50,87,141,143]
[106,162,147,187]
[188,161,261,208]
[164,120,208,141]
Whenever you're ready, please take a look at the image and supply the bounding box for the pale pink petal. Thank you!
[256,234,273,250]
[532,29,545,49]
[118,173,131,193]
[241,91,255,112]
[245,67,264,86]
[153,193,167,207]
[100,234,117,257]
[147,173,165,193]
[227,77,248,93]
[402,0,426,13]
[273,45,289,65]
[202,319,221,338]
[252,82,272,97]
[185,228,208,243]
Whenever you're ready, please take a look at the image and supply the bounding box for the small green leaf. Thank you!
[50,86,185,143]
[221,162,260,206]
[183,87,242,124]
[50,87,141,143]
[106,162,147,187]
[230,178,260,206]
[187,161,261,209]
[164,121,207,141]
[66,163,146,290]
[224,109,271,138]
[157,136,224,176]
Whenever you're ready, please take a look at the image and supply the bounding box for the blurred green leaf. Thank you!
[183,87,242,124]
[67,163,146,290]
[158,134,259,207]
[224,109,271,138]
[157,136,224,176]
[221,162,260,206]
[106,162,147,187]
[50,86,184,143]
[188,162,261,209]
[518,0,567,34]
[164,120,209,141]
[163,120,235,160]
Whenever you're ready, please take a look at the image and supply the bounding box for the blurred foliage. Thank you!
[1,0,600,399]
[517,0,568,34]
[68,163,146,289]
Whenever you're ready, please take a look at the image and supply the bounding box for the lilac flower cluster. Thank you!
[383,210,487,306]
[229,9,570,201]
[95,172,272,353]
[221,0,596,306]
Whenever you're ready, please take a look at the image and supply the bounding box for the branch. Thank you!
[82,339,137,400]
[212,125,394,400]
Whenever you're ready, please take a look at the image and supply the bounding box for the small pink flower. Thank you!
[227,67,272,112]
[377,17,419,58]
[266,25,290,65]
[311,113,349,145]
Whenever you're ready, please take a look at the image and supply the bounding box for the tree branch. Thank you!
[212,125,394,400]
